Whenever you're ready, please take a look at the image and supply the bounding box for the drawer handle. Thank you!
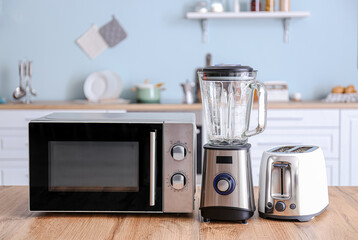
[257,142,301,146]
[267,117,303,121]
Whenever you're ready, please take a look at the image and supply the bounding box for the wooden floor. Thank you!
[0,186,357,240]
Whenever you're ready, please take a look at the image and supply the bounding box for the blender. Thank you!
[198,65,267,223]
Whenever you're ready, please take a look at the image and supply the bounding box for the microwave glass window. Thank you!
[49,141,139,192]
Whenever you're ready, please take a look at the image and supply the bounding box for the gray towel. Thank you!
[99,16,127,48]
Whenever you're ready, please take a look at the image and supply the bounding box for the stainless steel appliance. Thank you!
[29,112,196,213]
[258,145,329,221]
[198,65,267,223]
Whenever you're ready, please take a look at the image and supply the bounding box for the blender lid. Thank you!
[201,64,257,78]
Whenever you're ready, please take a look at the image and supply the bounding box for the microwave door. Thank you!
[29,122,163,212]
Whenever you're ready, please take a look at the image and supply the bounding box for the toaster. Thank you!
[258,145,329,222]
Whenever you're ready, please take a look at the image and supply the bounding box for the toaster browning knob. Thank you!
[275,201,286,212]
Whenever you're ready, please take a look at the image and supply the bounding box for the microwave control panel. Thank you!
[163,122,196,213]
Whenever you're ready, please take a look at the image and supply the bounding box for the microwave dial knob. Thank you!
[171,145,186,161]
[171,173,186,190]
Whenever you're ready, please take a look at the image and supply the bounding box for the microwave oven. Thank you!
[29,112,196,213]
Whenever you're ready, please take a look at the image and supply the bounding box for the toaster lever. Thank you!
[273,163,289,168]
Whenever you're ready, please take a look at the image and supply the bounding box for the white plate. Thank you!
[101,71,122,99]
[84,72,107,102]
[84,71,122,102]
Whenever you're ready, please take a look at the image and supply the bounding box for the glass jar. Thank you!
[198,65,267,145]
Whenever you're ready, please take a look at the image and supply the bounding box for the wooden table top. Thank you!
[0,186,357,240]
[1,101,358,110]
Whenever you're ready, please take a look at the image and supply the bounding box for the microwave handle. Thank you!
[150,131,157,206]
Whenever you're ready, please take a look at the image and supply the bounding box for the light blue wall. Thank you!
[0,0,357,102]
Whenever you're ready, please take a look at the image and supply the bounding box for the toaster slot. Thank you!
[271,162,291,200]
[291,146,313,153]
[272,146,295,153]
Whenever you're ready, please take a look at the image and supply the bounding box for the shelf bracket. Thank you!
[200,19,208,43]
[283,18,290,43]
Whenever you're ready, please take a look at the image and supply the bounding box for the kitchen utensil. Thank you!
[13,60,37,103]
[133,80,161,103]
[258,145,329,221]
[154,83,164,88]
[27,61,37,96]
[23,62,32,104]
[181,80,195,104]
[12,61,26,100]
[199,65,267,223]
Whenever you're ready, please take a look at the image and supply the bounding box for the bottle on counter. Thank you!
[279,0,290,11]
[234,0,240,12]
[251,0,261,11]
[265,0,275,11]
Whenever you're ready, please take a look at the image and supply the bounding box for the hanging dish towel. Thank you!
[76,25,108,59]
[99,16,127,48]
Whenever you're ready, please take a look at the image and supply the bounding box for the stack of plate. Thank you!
[84,71,122,102]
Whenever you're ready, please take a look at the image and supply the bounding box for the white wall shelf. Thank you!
[186,11,310,43]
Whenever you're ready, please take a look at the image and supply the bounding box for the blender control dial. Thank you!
[171,145,186,161]
[171,173,186,190]
[213,173,236,195]
[217,179,230,192]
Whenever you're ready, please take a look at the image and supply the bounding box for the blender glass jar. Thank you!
[198,65,267,146]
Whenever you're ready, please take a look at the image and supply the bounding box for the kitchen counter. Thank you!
[0,101,358,110]
[0,187,357,239]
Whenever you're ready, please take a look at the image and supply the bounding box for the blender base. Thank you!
[200,206,254,223]
[200,143,256,223]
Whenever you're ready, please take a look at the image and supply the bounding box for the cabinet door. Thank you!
[0,129,29,159]
[2,168,29,185]
[251,159,261,186]
[249,128,339,158]
[340,110,358,186]
[250,109,339,128]
[325,160,339,186]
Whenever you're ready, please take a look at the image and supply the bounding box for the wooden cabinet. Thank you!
[340,110,358,186]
